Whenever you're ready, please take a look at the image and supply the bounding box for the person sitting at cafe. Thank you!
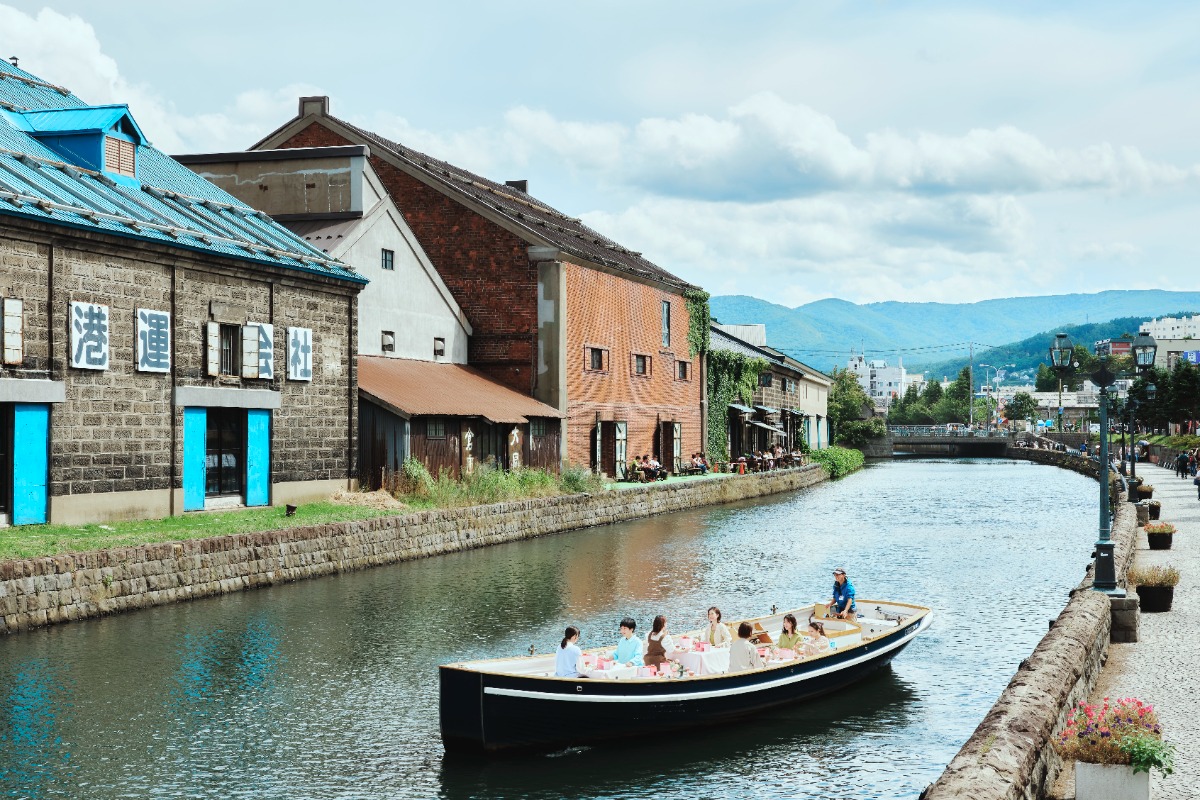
[777,614,802,652]
[555,625,586,678]
[644,615,674,668]
[704,606,732,648]
[802,619,829,657]
[648,455,667,480]
[612,617,644,667]
[830,567,857,619]
[728,621,764,673]
[638,455,657,482]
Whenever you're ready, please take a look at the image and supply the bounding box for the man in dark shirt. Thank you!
[830,568,857,620]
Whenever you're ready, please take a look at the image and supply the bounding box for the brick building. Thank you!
[175,145,565,485]
[0,62,365,526]
[250,98,705,477]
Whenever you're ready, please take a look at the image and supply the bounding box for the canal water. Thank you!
[0,458,1096,799]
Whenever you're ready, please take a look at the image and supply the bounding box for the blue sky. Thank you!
[3,1,1199,308]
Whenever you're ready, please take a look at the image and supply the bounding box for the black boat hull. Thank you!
[441,613,930,753]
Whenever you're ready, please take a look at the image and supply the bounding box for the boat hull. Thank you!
[441,612,930,753]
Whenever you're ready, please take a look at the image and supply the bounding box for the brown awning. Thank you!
[357,356,564,423]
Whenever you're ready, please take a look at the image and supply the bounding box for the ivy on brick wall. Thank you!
[683,289,710,358]
[707,349,769,459]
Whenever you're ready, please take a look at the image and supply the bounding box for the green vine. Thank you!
[706,349,769,459]
[683,289,711,358]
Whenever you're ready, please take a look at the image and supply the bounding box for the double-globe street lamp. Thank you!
[1123,332,1159,499]
[979,363,1015,434]
[1048,332,1157,596]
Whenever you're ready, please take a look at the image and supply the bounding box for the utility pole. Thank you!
[968,342,974,428]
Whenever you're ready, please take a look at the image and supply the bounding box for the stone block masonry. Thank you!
[0,466,830,635]
[922,455,1138,800]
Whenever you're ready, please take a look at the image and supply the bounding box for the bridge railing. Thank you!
[887,426,1011,439]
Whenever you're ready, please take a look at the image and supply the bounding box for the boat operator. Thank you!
[830,567,857,620]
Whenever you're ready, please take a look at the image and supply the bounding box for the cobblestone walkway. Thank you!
[1085,462,1200,798]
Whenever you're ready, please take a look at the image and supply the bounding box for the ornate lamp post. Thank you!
[1049,333,1121,595]
[1048,334,1074,438]
[1125,332,1159,497]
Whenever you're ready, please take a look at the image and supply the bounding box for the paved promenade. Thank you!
[1062,463,1200,797]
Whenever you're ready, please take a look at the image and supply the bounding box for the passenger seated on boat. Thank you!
[777,614,802,652]
[705,607,732,648]
[645,615,674,668]
[802,619,829,657]
[728,622,765,673]
[612,617,644,667]
[555,626,587,678]
[829,567,857,620]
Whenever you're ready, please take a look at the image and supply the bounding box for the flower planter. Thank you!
[1147,532,1173,550]
[1148,502,1161,521]
[1135,584,1175,613]
[1137,489,1154,500]
[1075,762,1149,800]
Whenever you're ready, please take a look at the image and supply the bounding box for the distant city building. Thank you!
[1140,315,1200,340]
[1095,337,1133,357]
[1147,339,1200,370]
[846,354,906,406]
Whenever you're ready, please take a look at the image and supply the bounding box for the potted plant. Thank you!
[1147,500,1161,521]
[1057,697,1174,800]
[1144,521,1175,550]
[1136,483,1155,500]
[1128,564,1180,612]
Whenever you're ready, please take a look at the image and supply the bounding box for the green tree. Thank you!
[1005,391,1037,423]
[889,383,923,425]
[1167,360,1200,426]
[922,380,943,405]
[1034,363,1059,393]
[828,368,873,444]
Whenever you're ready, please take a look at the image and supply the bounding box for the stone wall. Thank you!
[922,456,1138,800]
[0,466,829,635]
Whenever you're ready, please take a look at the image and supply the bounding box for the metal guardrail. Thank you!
[887,426,1011,439]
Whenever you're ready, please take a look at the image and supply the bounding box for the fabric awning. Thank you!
[751,421,786,433]
[358,356,565,423]
[755,405,780,416]
[729,403,755,414]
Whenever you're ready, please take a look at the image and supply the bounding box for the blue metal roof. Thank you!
[0,62,365,285]
[13,105,149,143]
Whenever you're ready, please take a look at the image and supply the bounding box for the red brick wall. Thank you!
[276,123,537,395]
[564,262,702,470]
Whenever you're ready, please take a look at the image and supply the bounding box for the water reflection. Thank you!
[0,459,1095,799]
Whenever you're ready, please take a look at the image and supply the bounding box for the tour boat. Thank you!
[440,600,932,753]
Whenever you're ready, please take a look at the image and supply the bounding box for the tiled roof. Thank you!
[327,115,696,291]
[710,325,778,361]
[0,61,365,285]
[358,356,565,424]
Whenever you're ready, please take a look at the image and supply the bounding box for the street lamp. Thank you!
[979,363,1015,435]
[1124,381,1156,498]
[1048,333,1075,437]
[1124,332,1158,499]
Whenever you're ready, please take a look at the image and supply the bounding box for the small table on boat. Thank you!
[673,647,731,676]
[583,665,639,680]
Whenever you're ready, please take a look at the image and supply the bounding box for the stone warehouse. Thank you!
[250,98,706,478]
[0,61,366,526]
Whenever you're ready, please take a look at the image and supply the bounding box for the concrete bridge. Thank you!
[868,427,1015,458]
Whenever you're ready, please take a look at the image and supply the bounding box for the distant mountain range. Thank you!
[709,291,1200,373]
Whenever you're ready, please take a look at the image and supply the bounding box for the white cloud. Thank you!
[0,5,320,154]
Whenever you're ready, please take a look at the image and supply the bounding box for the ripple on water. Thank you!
[0,459,1095,799]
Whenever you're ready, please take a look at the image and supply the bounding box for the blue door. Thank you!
[12,403,49,525]
[183,407,206,511]
[245,409,270,507]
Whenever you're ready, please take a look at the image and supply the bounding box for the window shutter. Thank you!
[104,136,136,177]
[241,325,260,379]
[2,297,23,365]
[205,321,220,376]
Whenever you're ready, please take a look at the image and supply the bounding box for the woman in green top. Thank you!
[777,614,802,652]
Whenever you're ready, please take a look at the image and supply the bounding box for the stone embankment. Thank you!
[921,449,1137,800]
[0,465,830,636]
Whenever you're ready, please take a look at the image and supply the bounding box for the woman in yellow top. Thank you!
[705,607,732,648]
[777,614,802,652]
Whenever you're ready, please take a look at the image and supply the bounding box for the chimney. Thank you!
[505,179,528,193]
[299,96,330,118]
